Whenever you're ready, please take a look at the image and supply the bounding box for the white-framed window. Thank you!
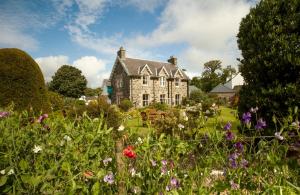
[160,94,166,104]
[160,76,165,87]
[175,94,180,105]
[142,94,149,106]
[142,75,148,85]
[175,78,180,87]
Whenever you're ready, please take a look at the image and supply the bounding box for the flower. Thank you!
[129,168,136,177]
[223,122,232,131]
[0,111,9,118]
[250,106,258,113]
[230,180,240,190]
[291,121,300,130]
[241,159,249,168]
[7,169,14,175]
[225,131,234,141]
[135,137,143,144]
[275,132,284,140]
[123,146,136,158]
[0,169,5,175]
[233,142,243,153]
[242,112,251,124]
[178,124,184,129]
[63,135,72,141]
[33,145,42,153]
[170,177,180,188]
[150,159,157,167]
[37,114,48,123]
[161,160,168,166]
[103,173,114,184]
[228,153,239,168]
[118,125,125,131]
[103,157,112,166]
[184,116,188,121]
[210,170,224,176]
[255,118,267,130]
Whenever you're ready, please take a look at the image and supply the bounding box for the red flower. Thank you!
[123,145,136,158]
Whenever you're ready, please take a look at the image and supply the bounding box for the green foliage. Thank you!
[84,87,102,97]
[119,99,133,112]
[0,48,50,112]
[189,89,215,111]
[49,65,87,98]
[47,91,64,111]
[148,102,169,111]
[237,0,300,135]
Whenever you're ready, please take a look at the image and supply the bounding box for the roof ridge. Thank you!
[125,57,171,65]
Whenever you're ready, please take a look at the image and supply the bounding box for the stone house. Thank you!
[109,47,189,107]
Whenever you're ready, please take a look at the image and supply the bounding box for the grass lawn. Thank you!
[125,106,240,136]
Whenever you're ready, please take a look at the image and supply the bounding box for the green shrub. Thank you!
[0,48,50,112]
[148,102,169,111]
[119,99,133,112]
[237,0,300,135]
[47,91,64,111]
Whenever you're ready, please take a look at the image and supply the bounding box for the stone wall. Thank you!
[111,62,130,104]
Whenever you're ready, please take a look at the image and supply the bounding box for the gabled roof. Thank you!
[210,84,235,93]
[118,57,189,79]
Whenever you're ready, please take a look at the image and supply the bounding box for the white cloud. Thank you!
[73,56,107,87]
[122,0,166,12]
[35,55,69,82]
[126,0,251,73]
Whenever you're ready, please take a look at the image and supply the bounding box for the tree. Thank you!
[200,60,222,92]
[84,87,102,97]
[220,65,237,83]
[237,0,300,135]
[49,65,87,98]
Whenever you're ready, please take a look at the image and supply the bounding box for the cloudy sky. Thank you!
[0,0,258,87]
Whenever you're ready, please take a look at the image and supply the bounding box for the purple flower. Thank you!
[242,112,251,124]
[161,166,167,175]
[225,131,234,141]
[161,160,167,166]
[0,111,9,118]
[228,153,239,168]
[255,118,267,130]
[170,177,180,188]
[37,114,48,123]
[233,142,243,153]
[165,185,171,191]
[224,122,232,131]
[103,173,114,184]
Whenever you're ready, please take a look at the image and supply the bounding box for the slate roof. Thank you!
[189,85,201,94]
[210,84,235,93]
[118,57,189,79]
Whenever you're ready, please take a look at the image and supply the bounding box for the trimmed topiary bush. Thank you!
[0,48,50,112]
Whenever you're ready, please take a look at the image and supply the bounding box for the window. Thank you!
[175,78,180,87]
[142,75,148,85]
[142,94,149,106]
[160,76,165,87]
[175,94,180,105]
[160,94,166,104]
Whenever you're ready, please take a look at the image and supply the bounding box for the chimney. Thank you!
[117,46,126,59]
[168,56,177,66]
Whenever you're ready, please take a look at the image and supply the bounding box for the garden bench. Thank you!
[140,109,166,126]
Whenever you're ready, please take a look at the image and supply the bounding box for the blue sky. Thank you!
[0,0,258,87]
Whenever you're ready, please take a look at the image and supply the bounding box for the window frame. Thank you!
[160,76,165,87]
[142,94,149,106]
[142,75,148,85]
[160,94,166,104]
[175,94,180,105]
[175,78,180,87]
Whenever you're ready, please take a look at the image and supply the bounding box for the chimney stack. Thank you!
[117,46,126,59]
[168,56,177,66]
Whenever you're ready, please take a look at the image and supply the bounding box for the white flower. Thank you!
[184,116,188,121]
[178,124,184,129]
[33,145,42,153]
[7,169,14,175]
[129,168,136,177]
[210,170,224,176]
[63,135,72,141]
[275,132,284,140]
[118,125,125,131]
[135,137,143,145]
[0,169,5,175]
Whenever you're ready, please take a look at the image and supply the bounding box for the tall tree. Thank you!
[49,65,87,98]
[84,87,102,97]
[200,60,222,92]
[237,0,300,135]
[220,65,237,83]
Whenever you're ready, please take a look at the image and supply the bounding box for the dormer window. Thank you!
[175,78,180,87]
[142,75,148,85]
[160,76,165,87]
